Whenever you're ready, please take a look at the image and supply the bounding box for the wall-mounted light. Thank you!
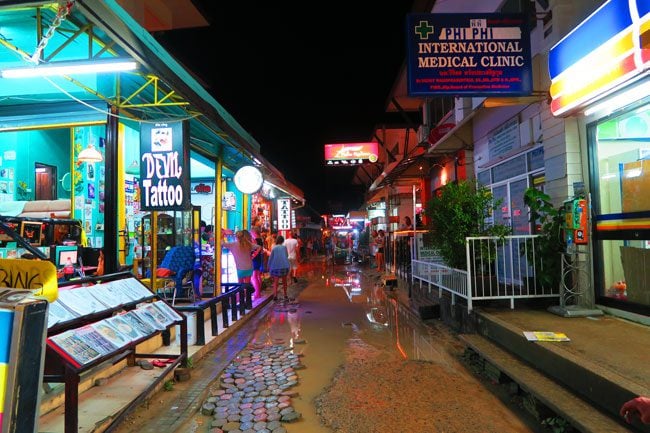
[78,144,103,163]
[0,58,138,79]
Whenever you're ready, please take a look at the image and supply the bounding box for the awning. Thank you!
[371,150,429,190]
[0,1,262,172]
[426,109,476,156]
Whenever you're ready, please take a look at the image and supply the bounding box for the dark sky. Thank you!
[154,1,416,215]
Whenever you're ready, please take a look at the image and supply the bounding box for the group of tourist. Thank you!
[223,229,302,301]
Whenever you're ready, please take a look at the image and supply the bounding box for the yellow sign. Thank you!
[0,259,58,302]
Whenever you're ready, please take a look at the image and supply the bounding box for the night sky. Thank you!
[154,1,416,215]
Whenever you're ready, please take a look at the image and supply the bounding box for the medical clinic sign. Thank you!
[139,120,191,211]
[406,13,532,96]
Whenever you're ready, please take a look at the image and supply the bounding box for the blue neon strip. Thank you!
[595,210,650,220]
[0,310,14,364]
[549,0,632,80]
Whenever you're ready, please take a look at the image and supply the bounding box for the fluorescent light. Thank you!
[1,58,137,79]
[584,80,650,116]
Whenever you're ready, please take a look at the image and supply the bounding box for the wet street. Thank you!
[119,257,537,433]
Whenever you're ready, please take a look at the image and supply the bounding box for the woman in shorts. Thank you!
[267,235,290,301]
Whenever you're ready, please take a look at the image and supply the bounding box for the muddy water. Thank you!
[178,259,476,433]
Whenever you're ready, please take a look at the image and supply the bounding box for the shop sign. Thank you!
[191,182,212,194]
[277,198,291,230]
[324,142,379,166]
[548,0,650,116]
[0,259,58,302]
[139,120,191,211]
[428,122,455,145]
[406,13,532,96]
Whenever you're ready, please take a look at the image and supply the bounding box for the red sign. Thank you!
[324,142,379,166]
[428,123,455,145]
[192,183,212,194]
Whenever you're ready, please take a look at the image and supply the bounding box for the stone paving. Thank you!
[200,344,304,433]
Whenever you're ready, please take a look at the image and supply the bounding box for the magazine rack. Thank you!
[43,271,188,433]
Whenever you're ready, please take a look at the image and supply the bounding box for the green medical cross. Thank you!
[415,20,434,39]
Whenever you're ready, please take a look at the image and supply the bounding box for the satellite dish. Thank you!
[60,172,72,192]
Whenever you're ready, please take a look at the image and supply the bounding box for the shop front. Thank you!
[0,2,291,296]
[549,0,650,316]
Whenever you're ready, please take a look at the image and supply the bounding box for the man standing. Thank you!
[284,231,300,283]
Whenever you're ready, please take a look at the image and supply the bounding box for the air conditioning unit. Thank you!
[417,125,430,144]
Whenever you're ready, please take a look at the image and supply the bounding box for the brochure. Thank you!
[48,330,103,367]
[90,320,131,348]
[119,310,156,335]
[104,314,146,341]
[523,331,570,342]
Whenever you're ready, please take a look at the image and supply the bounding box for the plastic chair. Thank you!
[157,245,196,302]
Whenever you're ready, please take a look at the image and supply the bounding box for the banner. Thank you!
[139,120,191,211]
[277,198,291,231]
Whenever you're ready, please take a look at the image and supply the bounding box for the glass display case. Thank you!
[137,207,200,279]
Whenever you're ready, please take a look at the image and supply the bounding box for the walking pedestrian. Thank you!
[267,235,290,301]
[374,229,386,273]
[251,236,267,300]
[284,231,300,283]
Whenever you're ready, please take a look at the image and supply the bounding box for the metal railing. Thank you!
[411,235,560,311]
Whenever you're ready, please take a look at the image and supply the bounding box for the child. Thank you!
[267,235,290,301]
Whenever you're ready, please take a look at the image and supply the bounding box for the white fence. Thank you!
[411,235,561,311]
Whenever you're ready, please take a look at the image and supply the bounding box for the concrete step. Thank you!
[460,334,633,433]
[474,312,649,427]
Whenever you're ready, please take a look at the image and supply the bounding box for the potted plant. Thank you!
[522,187,566,290]
[424,180,511,272]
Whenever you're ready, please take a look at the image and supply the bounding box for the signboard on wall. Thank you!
[139,120,191,211]
[277,198,291,230]
[324,142,379,166]
[222,191,237,211]
[406,13,532,96]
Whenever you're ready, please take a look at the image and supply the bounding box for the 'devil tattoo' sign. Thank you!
[139,120,191,211]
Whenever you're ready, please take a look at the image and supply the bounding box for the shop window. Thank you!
[591,100,650,308]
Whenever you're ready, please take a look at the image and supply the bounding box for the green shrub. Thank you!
[424,180,510,270]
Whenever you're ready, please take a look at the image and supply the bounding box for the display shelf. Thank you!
[43,272,188,433]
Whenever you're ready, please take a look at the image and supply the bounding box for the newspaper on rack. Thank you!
[110,278,154,302]
[87,283,128,309]
[151,300,183,322]
[133,304,168,330]
[104,314,147,341]
[89,320,131,348]
[57,287,108,317]
[48,329,103,367]
[119,310,156,335]
[75,325,120,355]
[47,299,79,328]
